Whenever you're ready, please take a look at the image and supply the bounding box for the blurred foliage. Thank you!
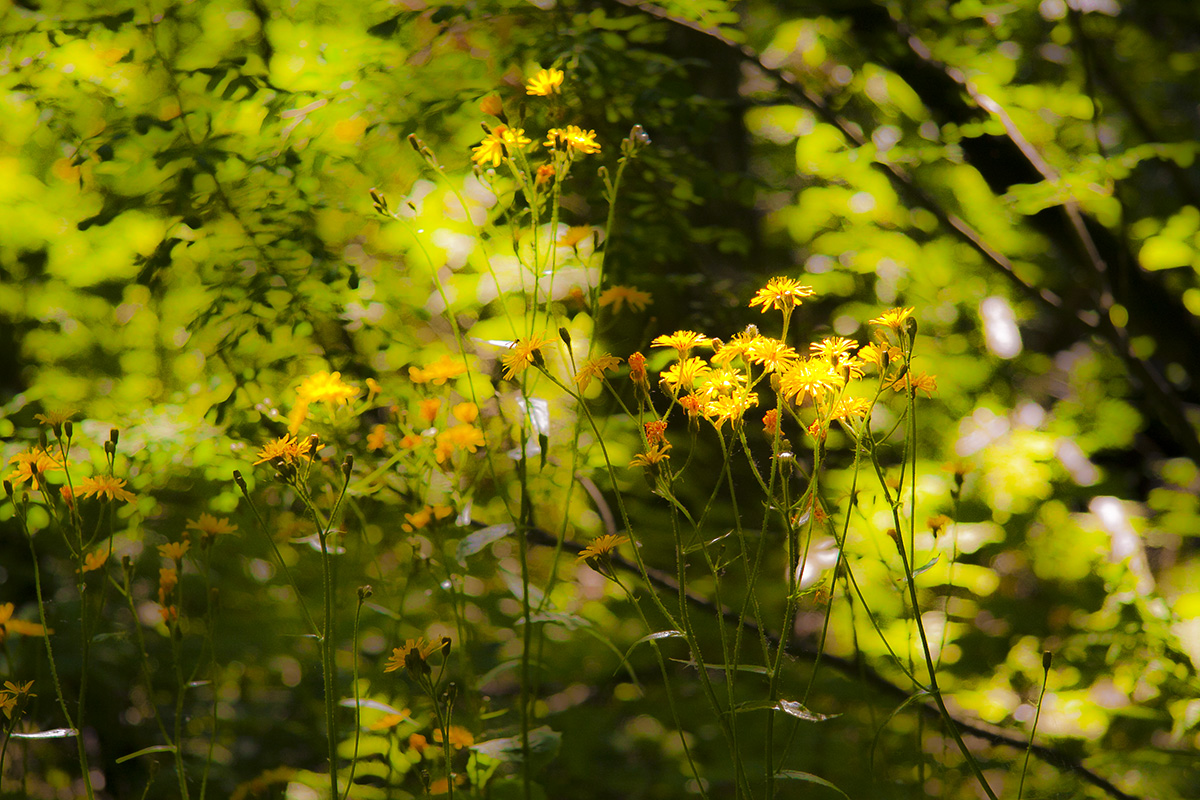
[2,1,1200,799]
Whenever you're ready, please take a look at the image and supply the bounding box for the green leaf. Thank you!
[732,699,838,721]
[471,726,561,772]
[456,523,515,565]
[776,770,852,798]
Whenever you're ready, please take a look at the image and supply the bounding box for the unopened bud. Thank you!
[358,585,373,601]
[64,420,73,439]
[558,327,572,347]
[110,428,119,445]
[233,470,247,492]
[342,454,354,479]
[1042,651,1053,671]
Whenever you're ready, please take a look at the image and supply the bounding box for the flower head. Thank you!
[254,434,313,466]
[598,285,652,314]
[525,67,564,96]
[158,540,191,562]
[576,534,630,579]
[409,354,468,385]
[545,125,601,155]
[651,330,709,358]
[660,357,711,394]
[703,391,758,432]
[779,358,845,406]
[746,336,799,374]
[81,549,109,573]
[367,424,387,451]
[434,425,485,464]
[7,448,63,491]
[629,442,672,470]
[77,475,136,503]
[433,725,476,750]
[574,353,622,391]
[297,370,359,405]
[187,513,239,545]
[500,331,555,380]
[627,352,648,388]
[471,125,533,167]
[870,307,915,331]
[748,277,816,313]
[384,636,445,673]
[0,603,50,641]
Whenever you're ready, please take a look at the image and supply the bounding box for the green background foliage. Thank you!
[2,0,1199,798]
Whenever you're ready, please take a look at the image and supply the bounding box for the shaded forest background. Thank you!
[2,1,1200,799]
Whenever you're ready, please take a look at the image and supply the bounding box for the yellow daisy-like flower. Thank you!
[34,409,76,428]
[558,225,596,248]
[471,125,533,167]
[186,513,239,541]
[297,370,359,405]
[703,391,758,431]
[451,402,479,424]
[748,277,816,312]
[746,336,799,374]
[711,330,758,367]
[525,67,564,96]
[830,396,872,421]
[434,425,485,463]
[367,424,387,451]
[870,307,915,330]
[598,285,652,314]
[545,125,601,155]
[779,358,845,405]
[7,448,63,491]
[629,442,672,469]
[890,371,938,397]
[81,549,109,573]
[409,354,468,385]
[574,353,622,391]
[384,637,444,673]
[434,725,476,750]
[500,331,555,380]
[577,534,630,572]
[0,603,50,641]
[660,357,711,394]
[651,330,709,358]
[77,475,136,503]
[254,434,313,465]
[158,540,191,561]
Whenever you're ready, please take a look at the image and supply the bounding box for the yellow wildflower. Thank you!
[711,330,757,367]
[480,94,504,117]
[830,396,872,422]
[409,354,468,385]
[384,637,443,672]
[34,409,76,428]
[0,603,50,641]
[186,513,239,544]
[500,331,555,380]
[558,226,596,248]
[575,353,622,391]
[254,434,312,465]
[627,351,648,388]
[748,277,816,312]
[536,163,556,184]
[471,125,532,167]
[7,448,62,491]
[434,424,485,463]
[598,285,652,313]
[651,330,709,358]
[699,367,747,399]
[703,391,758,431]
[779,359,845,405]
[297,370,359,405]
[157,567,178,602]
[158,540,191,561]
[526,67,564,96]
[660,357,711,394]
[367,424,387,451]
[545,125,601,155]
[746,336,799,373]
[77,475,136,503]
[433,725,475,750]
[629,442,672,469]
[870,307,915,330]
[81,549,109,573]
[451,402,479,424]
[418,398,442,424]
[644,419,668,445]
[891,371,938,397]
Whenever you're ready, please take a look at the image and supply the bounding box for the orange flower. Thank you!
[598,285,652,313]
[574,353,622,391]
[433,725,475,750]
[367,424,387,451]
[644,419,668,445]
[81,550,109,573]
[7,448,62,491]
[627,352,648,387]
[451,402,479,424]
[418,398,442,424]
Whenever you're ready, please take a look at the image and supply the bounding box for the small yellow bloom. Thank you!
[433,725,475,750]
[451,402,479,424]
[870,307,915,330]
[545,125,601,155]
[574,353,622,391]
[703,391,758,431]
[598,285,652,314]
[158,540,191,561]
[711,330,757,367]
[367,424,387,451]
[409,354,468,385]
[77,475,136,503]
[254,434,313,465]
[434,424,485,463]
[748,277,816,313]
[34,409,76,428]
[745,336,799,374]
[525,67,564,96]
[7,448,63,491]
[660,357,711,394]
[629,442,672,469]
[418,398,442,424]
[157,568,178,602]
[0,603,50,641]
[890,371,938,397]
[650,330,709,358]
[558,225,596,248]
[81,550,109,573]
[779,359,845,405]
[500,332,555,380]
[383,637,443,673]
[576,533,630,563]
[480,94,504,116]
[471,125,533,167]
[296,370,359,405]
[186,513,238,539]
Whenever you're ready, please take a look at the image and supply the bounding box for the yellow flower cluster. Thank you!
[470,69,601,169]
